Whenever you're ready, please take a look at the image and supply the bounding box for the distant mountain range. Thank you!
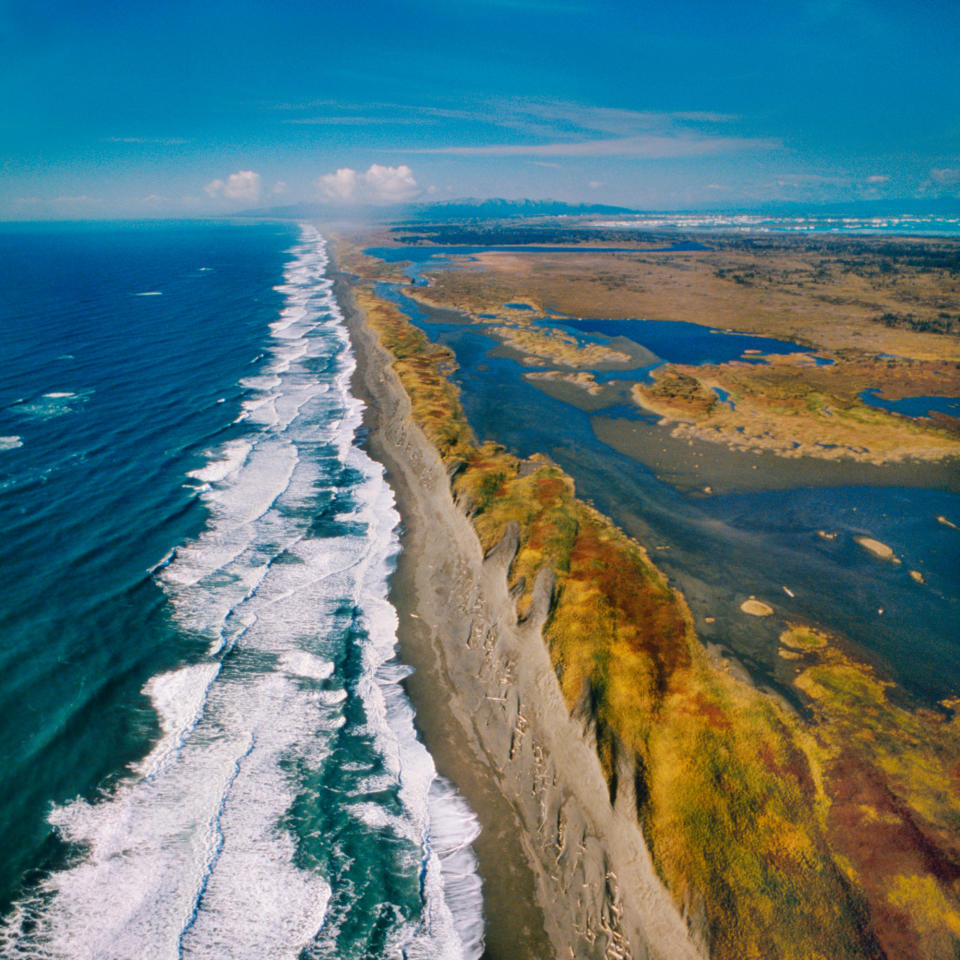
[234,195,960,223]
[404,197,640,219]
[233,197,640,222]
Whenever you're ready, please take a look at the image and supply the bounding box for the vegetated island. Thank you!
[332,228,960,960]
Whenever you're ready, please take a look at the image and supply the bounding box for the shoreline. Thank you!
[332,262,705,960]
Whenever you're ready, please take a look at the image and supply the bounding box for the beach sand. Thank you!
[333,264,705,960]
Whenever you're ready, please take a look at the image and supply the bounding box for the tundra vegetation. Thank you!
[346,248,960,960]
[632,355,960,464]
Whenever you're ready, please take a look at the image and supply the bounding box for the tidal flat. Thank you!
[335,222,960,960]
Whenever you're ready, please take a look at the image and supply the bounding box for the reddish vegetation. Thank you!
[826,749,960,958]
[534,476,566,503]
[688,692,732,731]
[566,521,689,678]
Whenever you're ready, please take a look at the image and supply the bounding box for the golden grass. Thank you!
[348,268,960,960]
[353,287,474,458]
[633,358,960,464]
[485,321,632,368]
[410,241,960,360]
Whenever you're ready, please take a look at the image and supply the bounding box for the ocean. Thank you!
[0,221,483,958]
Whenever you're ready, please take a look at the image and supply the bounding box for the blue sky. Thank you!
[2,0,959,218]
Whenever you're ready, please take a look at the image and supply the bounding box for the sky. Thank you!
[2,0,959,219]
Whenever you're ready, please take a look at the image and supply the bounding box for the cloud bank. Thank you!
[204,170,262,204]
[317,164,418,203]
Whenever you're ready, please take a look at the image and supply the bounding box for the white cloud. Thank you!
[865,174,890,183]
[318,167,359,201]
[204,170,262,204]
[588,180,603,189]
[316,164,419,203]
[365,163,418,201]
[272,181,288,195]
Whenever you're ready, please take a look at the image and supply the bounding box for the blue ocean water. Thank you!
[0,222,483,958]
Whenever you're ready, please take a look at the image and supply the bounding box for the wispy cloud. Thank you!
[412,134,778,158]
[268,98,349,111]
[267,96,770,162]
[491,100,739,138]
[269,97,740,139]
[285,116,426,126]
[106,136,190,145]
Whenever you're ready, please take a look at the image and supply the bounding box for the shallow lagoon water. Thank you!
[860,388,960,419]
[562,317,815,366]
[375,277,960,706]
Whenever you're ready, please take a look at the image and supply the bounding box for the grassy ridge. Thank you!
[347,267,960,960]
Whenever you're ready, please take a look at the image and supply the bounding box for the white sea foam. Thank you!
[186,438,252,484]
[0,436,22,451]
[136,664,222,778]
[0,224,483,960]
[11,389,93,420]
[279,651,334,681]
[135,290,163,296]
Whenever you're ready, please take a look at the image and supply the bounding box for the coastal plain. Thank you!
[333,221,960,960]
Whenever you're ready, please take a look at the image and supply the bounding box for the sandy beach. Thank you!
[333,264,705,960]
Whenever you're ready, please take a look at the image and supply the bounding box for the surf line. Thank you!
[0,223,484,960]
